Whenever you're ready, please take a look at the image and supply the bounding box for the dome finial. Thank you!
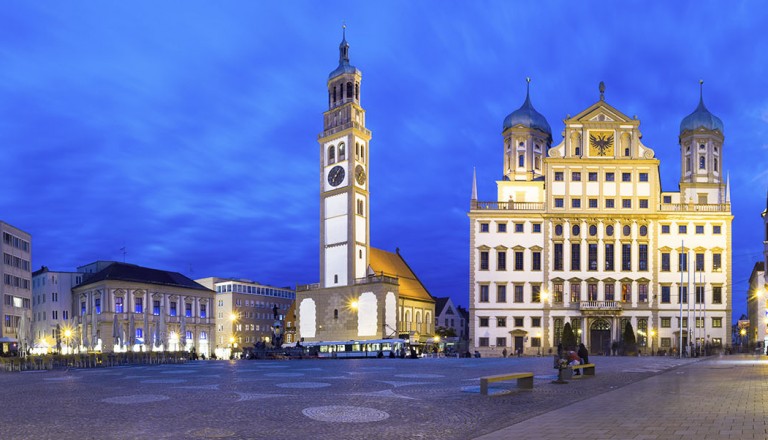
[526,77,531,98]
[699,79,704,103]
[599,81,606,101]
[338,23,350,64]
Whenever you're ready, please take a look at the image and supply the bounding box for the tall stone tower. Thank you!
[318,26,372,288]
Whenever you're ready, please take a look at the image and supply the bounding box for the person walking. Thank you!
[577,343,589,364]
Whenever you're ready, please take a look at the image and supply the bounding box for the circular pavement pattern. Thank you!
[102,394,170,404]
[302,405,390,423]
[276,382,331,389]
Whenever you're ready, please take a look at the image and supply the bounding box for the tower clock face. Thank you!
[328,165,345,187]
[589,130,615,157]
[355,165,366,185]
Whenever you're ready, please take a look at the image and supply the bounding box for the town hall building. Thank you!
[469,80,732,356]
[296,30,435,345]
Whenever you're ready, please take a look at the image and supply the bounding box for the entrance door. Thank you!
[590,319,611,355]
[514,336,524,354]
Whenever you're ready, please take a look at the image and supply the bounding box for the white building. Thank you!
[31,267,83,353]
[469,81,732,356]
[1,221,31,354]
[195,277,294,359]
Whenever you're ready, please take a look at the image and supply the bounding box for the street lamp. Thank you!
[740,328,747,352]
[63,328,72,355]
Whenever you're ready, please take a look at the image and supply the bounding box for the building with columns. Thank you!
[71,261,215,355]
[469,81,732,356]
[296,30,435,345]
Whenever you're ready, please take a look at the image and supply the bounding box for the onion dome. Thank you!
[680,80,723,134]
[329,25,360,79]
[502,78,551,139]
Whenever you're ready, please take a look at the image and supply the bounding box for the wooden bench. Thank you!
[571,363,596,376]
[480,372,534,395]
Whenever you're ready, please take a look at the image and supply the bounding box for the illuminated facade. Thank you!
[31,268,82,353]
[469,82,732,356]
[296,30,434,344]
[195,277,294,358]
[1,221,31,351]
[746,197,768,348]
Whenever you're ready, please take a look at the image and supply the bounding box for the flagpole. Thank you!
[687,248,692,357]
[679,240,684,358]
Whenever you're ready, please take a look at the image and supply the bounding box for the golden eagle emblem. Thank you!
[589,133,614,156]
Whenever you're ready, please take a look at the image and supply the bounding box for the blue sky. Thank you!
[1,2,766,317]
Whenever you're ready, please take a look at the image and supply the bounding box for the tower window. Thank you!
[714,158,718,172]
[328,146,335,164]
[699,144,706,150]
[334,275,338,283]
[346,82,353,99]
[518,155,524,168]
[534,155,541,169]
[699,156,705,169]
[338,143,346,161]
[333,87,337,103]
[355,83,359,100]
[334,309,338,319]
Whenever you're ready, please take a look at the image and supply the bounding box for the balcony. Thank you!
[355,273,399,286]
[472,201,544,211]
[579,301,622,312]
[658,203,730,212]
[296,283,320,292]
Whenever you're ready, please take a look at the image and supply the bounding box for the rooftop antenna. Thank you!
[119,245,127,263]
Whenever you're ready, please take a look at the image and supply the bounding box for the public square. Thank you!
[2,354,765,439]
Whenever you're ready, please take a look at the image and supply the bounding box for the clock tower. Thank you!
[319,27,371,288]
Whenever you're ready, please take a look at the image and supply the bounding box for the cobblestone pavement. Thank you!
[478,354,768,440]
[0,355,709,439]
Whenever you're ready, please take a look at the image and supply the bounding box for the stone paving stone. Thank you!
[0,354,761,439]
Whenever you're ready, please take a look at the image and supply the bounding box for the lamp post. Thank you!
[63,328,72,355]
[650,329,656,356]
[740,328,747,353]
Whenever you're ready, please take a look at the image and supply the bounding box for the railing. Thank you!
[579,300,622,311]
[296,283,320,292]
[320,120,371,138]
[472,201,544,211]
[658,203,730,212]
[355,273,399,286]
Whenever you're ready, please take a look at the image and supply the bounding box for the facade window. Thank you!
[572,198,581,208]
[479,317,489,327]
[661,317,671,328]
[639,225,648,236]
[605,244,614,271]
[638,245,648,271]
[185,303,192,318]
[570,283,581,302]
[515,223,524,233]
[532,223,541,233]
[678,252,688,272]
[588,283,598,301]
[497,223,507,233]
[153,300,160,316]
[553,283,564,303]
[514,317,524,327]
[480,251,489,270]
[95,298,101,314]
[115,297,124,314]
[712,286,722,304]
[588,172,598,181]
[661,253,670,271]
[555,171,564,181]
[638,284,648,302]
[532,252,541,271]
[496,337,507,347]
[572,225,581,236]
[589,199,598,208]
[497,251,507,271]
[639,199,648,209]
[530,337,541,348]
[604,283,614,301]
[699,156,705,169]
[679,225,687,234]
[696,253,704,271]
[639,172,648,182]
[554,243,564,271]
[589,225,598,236]
[713,225,721,234]
[497,285,507,303]
[531,317,541,327]
[514,251,524,270]
[518,155,524,167]
[695,285,705,303]
[712,317,722,328]
[555,225,563,236]
[661,285,671,303]
[170,301,177,317]
[622,199,632,209]
[200,304,206,318]
[606,199,615,208]
[572,172,581,181]
[622,244,632,271]
[606,172,615,181]
[679,286,688,304]
[135,298,143,314]
[571,243,581,271]
[555,198,564,208]
[514,285,524,303]
[661,225,670,234]
[663,195,672,204]
[497,317,506,327]
[622,172,631,182]
[623,225,631,237]
[606,225,614,236]
[480,223,489,233]
[621,283,632,302]
[478,337,489,347]
[531,285,541,303]
[588,244,598,270]
[479,285,489,302]
[713,253,722,271]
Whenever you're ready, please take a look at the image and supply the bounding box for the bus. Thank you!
[302,338,407,359]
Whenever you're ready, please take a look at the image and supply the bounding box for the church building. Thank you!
[469,81,732,356]
[296,30,435,345]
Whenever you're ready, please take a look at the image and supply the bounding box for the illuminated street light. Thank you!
[350,300,359,310]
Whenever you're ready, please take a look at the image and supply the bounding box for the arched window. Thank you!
[361,145,365,163]
[534,155,541,169]
[327,146,335,164]
[623,225,631,237]
[555,224,563,236]
[589,225,597,236]
[572,225,580,237]
[639,225,648,237]
[699,156,705,169]
[714,158,718,171]
[355,83,359,100]
[333,86,337,104]
[553,318,563,345]
[606,225,614,236]
[518,155,524,167]
[355,143,360,159]
[346,82,353,99]
[338,143,346,161]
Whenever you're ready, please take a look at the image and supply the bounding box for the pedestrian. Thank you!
[578,343,589,364]
[557,343,564,359]
[567,350,581,375]
[502,348,508,358]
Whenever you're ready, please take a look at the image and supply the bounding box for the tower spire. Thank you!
[471,167,478,201]
[725,172,731,204]
[339,23,350,64]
